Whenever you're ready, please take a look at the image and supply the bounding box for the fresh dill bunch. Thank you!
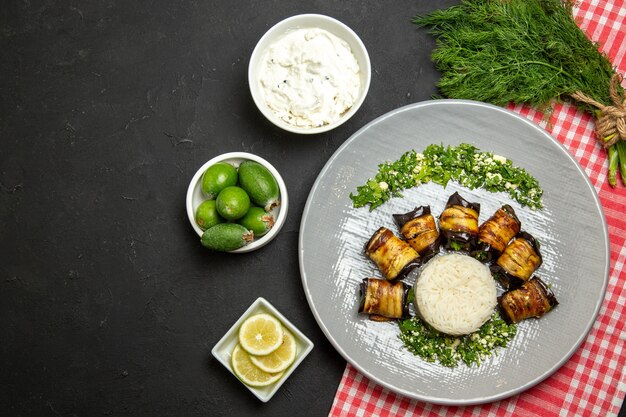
[413,0,618,114]
[414,0,626,186]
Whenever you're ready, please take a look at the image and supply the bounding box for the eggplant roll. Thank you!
[393,205,441,262]
[438,192,480,252]
[364,227,420,280]
[473,205,521,263]
[499,276,558,324]
[491,231,542,289]
[358,278,410,321]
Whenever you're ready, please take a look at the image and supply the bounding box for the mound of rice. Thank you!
[414,254,497,336]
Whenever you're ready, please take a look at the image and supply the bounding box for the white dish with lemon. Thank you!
[211,297,314,402]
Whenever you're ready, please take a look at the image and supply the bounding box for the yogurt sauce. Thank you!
[258,28,361,128]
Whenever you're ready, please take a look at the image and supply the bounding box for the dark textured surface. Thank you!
[2,1,624,416]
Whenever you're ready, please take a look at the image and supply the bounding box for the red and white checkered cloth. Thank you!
[329,1,626,416]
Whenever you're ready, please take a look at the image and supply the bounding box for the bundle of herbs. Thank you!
[414,0,626,187]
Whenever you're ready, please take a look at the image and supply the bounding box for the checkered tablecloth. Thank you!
[329,1,626,416]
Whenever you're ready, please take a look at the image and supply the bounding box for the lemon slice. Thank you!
[249,326,297,373]
[238,313,284,356]
[231,344,284,387]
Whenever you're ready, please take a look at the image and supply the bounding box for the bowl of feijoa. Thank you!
[186,152,288,253]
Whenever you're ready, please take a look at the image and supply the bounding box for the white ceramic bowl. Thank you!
[185,152,288,253]
[248,14,371,134]
[211,297,314,402]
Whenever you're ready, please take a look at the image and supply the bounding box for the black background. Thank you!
[2,1,624,416]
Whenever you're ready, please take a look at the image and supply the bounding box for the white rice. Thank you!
[414,254,497,336]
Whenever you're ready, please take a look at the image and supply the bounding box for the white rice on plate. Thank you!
[414,254,497,336]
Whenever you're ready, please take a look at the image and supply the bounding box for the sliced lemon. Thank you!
[238,313,284,356]
[231,344,284,387]
[250,326,297,373]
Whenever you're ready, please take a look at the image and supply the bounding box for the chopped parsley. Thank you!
[398,313,517,368]
[350,143,543,211]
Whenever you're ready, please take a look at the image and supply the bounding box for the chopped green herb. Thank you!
[449,240,464,251]
[473,250,488,262]
[406,286,415,305]
[350,143,543,211]
[398,313,517,368]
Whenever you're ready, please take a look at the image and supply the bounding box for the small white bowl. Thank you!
[185,152,288,253]
[211,297,314,402]
[248,14,371,134]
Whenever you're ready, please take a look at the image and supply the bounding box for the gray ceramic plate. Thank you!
[298,100,609,405]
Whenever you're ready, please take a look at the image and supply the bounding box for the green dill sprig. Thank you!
[349,143,543,211]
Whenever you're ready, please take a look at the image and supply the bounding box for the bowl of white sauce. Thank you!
[249,14,371,134]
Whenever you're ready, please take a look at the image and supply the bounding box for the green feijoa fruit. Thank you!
[201,162,238,199]
[238,207,274,237]
[238,161,280,211]
[215,186,251,221]
[195,200,224,231]
[201,223,254,252]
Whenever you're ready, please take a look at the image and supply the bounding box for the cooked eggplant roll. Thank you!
[393,205,441,262]
[499,276,558,324]
[358,278,410,321]
[491,231,542,289]
[364,227,420,280]
[473,205,521,263]
[438,192,480,252]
